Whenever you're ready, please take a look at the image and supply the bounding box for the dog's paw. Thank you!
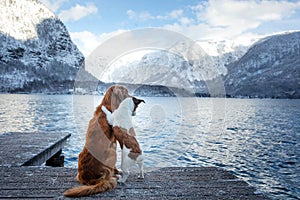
[113,174,122,180]
[117,178,127,184]
[138,174,144,179]
[117,169,123,174]
[114,168,123,175]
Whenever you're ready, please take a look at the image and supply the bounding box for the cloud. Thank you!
[70,30,126,56]
[165,0,300,43]
[168,9,184,19]
[126,10,154,21]
[179,17,194,26]
[139,11,154,21]
[58,3,98,22]
[39,0,67,12]
[126,10,136,19]
[201,0,300,29]
[68,0,300,56]
[127,9,184,21]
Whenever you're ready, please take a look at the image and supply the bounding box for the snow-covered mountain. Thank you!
[98,31,299,98]
[0,0,84,93]
[198,40,250,76]
[1,0,298,97]
[101,39,249,94]
[225,31,300,98]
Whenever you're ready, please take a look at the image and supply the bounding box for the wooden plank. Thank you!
[0,132,71,166]
[0,167,270,199]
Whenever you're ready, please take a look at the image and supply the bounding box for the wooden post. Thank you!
[45,149,65,167]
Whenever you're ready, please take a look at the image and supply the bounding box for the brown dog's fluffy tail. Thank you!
[64,177,116,197]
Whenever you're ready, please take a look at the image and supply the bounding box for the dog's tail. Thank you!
[64,177,116,197]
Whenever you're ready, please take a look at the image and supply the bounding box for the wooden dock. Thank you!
[0,132,270,199]
[0,132,71,167]
[0,167,270,199]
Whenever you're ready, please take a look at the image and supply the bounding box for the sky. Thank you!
[39,0,300,57]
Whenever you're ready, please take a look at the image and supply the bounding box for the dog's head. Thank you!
[118,97,145,116]
[101,85,131,112]
[132,97,145,116]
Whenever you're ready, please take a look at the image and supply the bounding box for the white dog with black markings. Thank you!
[102,97,145,183]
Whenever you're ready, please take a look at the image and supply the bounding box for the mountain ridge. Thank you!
[0,0,299,98]
[97,31,299,98]
[0,0,86,93]
[225,31,300,98]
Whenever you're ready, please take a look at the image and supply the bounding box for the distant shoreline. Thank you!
[0,91,298,99]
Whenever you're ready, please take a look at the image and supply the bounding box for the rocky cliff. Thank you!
[225,31,300,98]
[0,0,84,93]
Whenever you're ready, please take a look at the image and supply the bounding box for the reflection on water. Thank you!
[0,94,299,200]
[0,94,76,133]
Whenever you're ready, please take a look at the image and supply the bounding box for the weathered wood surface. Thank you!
[0,132,71,166]
[0,132,270,199]
[0,166,270,199]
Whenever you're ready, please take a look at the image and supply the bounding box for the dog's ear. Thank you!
[110,85,130,111]
[113,86,130,100]
[133,97,145,106]
[113,87,122,96]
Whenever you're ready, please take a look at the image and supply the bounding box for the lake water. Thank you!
[0,94,299,199]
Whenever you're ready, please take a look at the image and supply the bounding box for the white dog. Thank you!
[102,97,144,183]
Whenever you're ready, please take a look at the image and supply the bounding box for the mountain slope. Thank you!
[99,32,299,98]
[225,31,300,98]
[102,40,248,94]
[0,0,84,93]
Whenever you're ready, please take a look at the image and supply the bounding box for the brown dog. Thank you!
[64,85,142,197]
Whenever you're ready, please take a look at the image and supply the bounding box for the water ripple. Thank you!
[0,95,299,200]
